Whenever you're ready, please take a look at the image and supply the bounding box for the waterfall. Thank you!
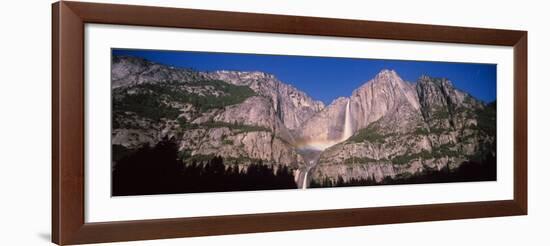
[302,170,308,189]
[342,99,353,141]
[301,100,352,190]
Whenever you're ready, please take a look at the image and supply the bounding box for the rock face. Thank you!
[111,55,496,188]
[205,71,325,130]
[294,97,350,149]
[112,56,203,88]
[180,96,303,169]
[309,71,496,185]
[111,56,314,173]
[296,70,421,147]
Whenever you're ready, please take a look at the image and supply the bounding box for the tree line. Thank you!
[112,138,297,196]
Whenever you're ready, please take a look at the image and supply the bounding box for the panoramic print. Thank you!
[111,49,497,196]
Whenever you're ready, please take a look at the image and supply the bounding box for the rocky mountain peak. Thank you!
[354,69,403,92]
[208,70,275,84]
[418,75,454,88]
[416,75,485,131]
[204,69,324,130]
[111,55,324,131]
[296,70,421,149]
[112,55,151,67]
[354,69,411,96]
[111,56,203,88]
[416,75,467,108]
[310,73,495,187]
[352,69,421,113]
[373,69,400,81]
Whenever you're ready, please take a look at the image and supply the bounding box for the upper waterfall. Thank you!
[341,99,353,141]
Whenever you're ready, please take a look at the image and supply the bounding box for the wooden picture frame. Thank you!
[52,1,527,245]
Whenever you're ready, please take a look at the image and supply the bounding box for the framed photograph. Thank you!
[52,1,527,245]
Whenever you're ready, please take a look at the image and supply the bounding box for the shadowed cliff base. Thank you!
[309,154,496,188]
[112,138,496,196]
[112,138,297,196]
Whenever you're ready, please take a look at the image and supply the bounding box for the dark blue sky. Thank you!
[113,49,496,104]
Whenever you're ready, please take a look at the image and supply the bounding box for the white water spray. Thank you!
[341,99,353,141]
[302,170,308,190]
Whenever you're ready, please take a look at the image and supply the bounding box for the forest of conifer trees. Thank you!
[112,138,297,196]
